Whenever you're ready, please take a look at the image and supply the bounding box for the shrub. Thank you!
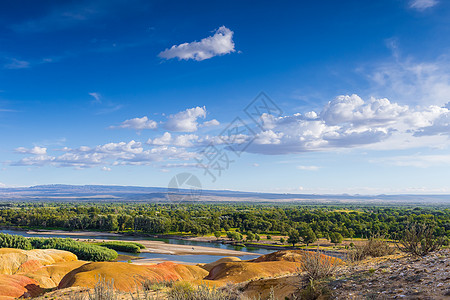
[266,235,272,240]
[29,237,118,261]
[0,233,118,261]
[347,235,395,261]
[97,241,142,253]
[297,279,331,300]
[397,223,442,257]
[0,233,32,250]
[300,251,342,281]
[167,282,234,300]
[142,279,174,291]
[88,277,119,300]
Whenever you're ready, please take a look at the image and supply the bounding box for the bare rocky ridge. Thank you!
[331,249,450,299]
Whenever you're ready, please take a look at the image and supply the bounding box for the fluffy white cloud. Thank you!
[165,106,206,132]
[159,26,235,61]
[112,107,215,133]
[13,140,197,168]
[413,108,450,136]
[15,146,47,155]
[113,116,158,130]
[320,95,408,126]
[148,132,199,147]
[200,119,220,127]
[409,0,438,10]
[238,95,450,155]
[11,95,450,169]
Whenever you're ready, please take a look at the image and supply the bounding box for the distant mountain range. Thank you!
[0,184,449,205]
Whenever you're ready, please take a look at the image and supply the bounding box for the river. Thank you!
[1,229,273,264]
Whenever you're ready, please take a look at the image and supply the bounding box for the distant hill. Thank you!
[0,184,449,205]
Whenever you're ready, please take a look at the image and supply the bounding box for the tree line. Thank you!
[0,203,448,242]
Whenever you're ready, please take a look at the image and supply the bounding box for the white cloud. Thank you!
[0,182,6,188]
[113,116,158,130]
[320,95,408,126]
[148,132,199,147]
[150,132,172,145]
[409,0,438,10]
[4,58,30,69]
[15,146,47,155]
[236,95,450,155]
[369,57,450,106]
[252,163,260,167]
[165,106,206,132]
[297,165,320,171]
[13,140,198,168]
[200,119,220,127]
[89,92,101,103]
[101,167,111,172]
[159,26,235,61]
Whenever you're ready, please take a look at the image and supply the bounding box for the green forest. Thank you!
[0,203,449,241]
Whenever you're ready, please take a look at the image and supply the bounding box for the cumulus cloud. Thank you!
[320,95,408,126]
[112,107,214,133]
[234,95,450,155]
[11,95,450,170]
[200,119,220,127]
[165,106,206,132]
[409,0,438,10]
[159,26,235,61]
[13,140,197,168]
[15,146,47,155]
[148,132,200,147]
[413,108,450,136]
[113,116,158,130]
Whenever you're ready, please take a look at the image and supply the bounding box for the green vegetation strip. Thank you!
[0,233,118,261]
[95,241,144,253]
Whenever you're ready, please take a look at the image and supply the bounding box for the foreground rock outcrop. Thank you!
[0,248,78,275]
[0,274,43,300]
[331,249,450,299]
[0,248,82,299]
[59,261,209,292]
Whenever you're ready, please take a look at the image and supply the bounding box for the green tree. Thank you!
[288,229,301,247]
[329,232,343,246]
[246,231,255,242]
[214,231,221,240]
[301,228,317,247]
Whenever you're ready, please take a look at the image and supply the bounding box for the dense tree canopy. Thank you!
[0,203,448,242]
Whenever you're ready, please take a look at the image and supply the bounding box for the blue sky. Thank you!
[1,0,449,194]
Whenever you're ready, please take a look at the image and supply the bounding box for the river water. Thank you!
[1,229,274,264]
